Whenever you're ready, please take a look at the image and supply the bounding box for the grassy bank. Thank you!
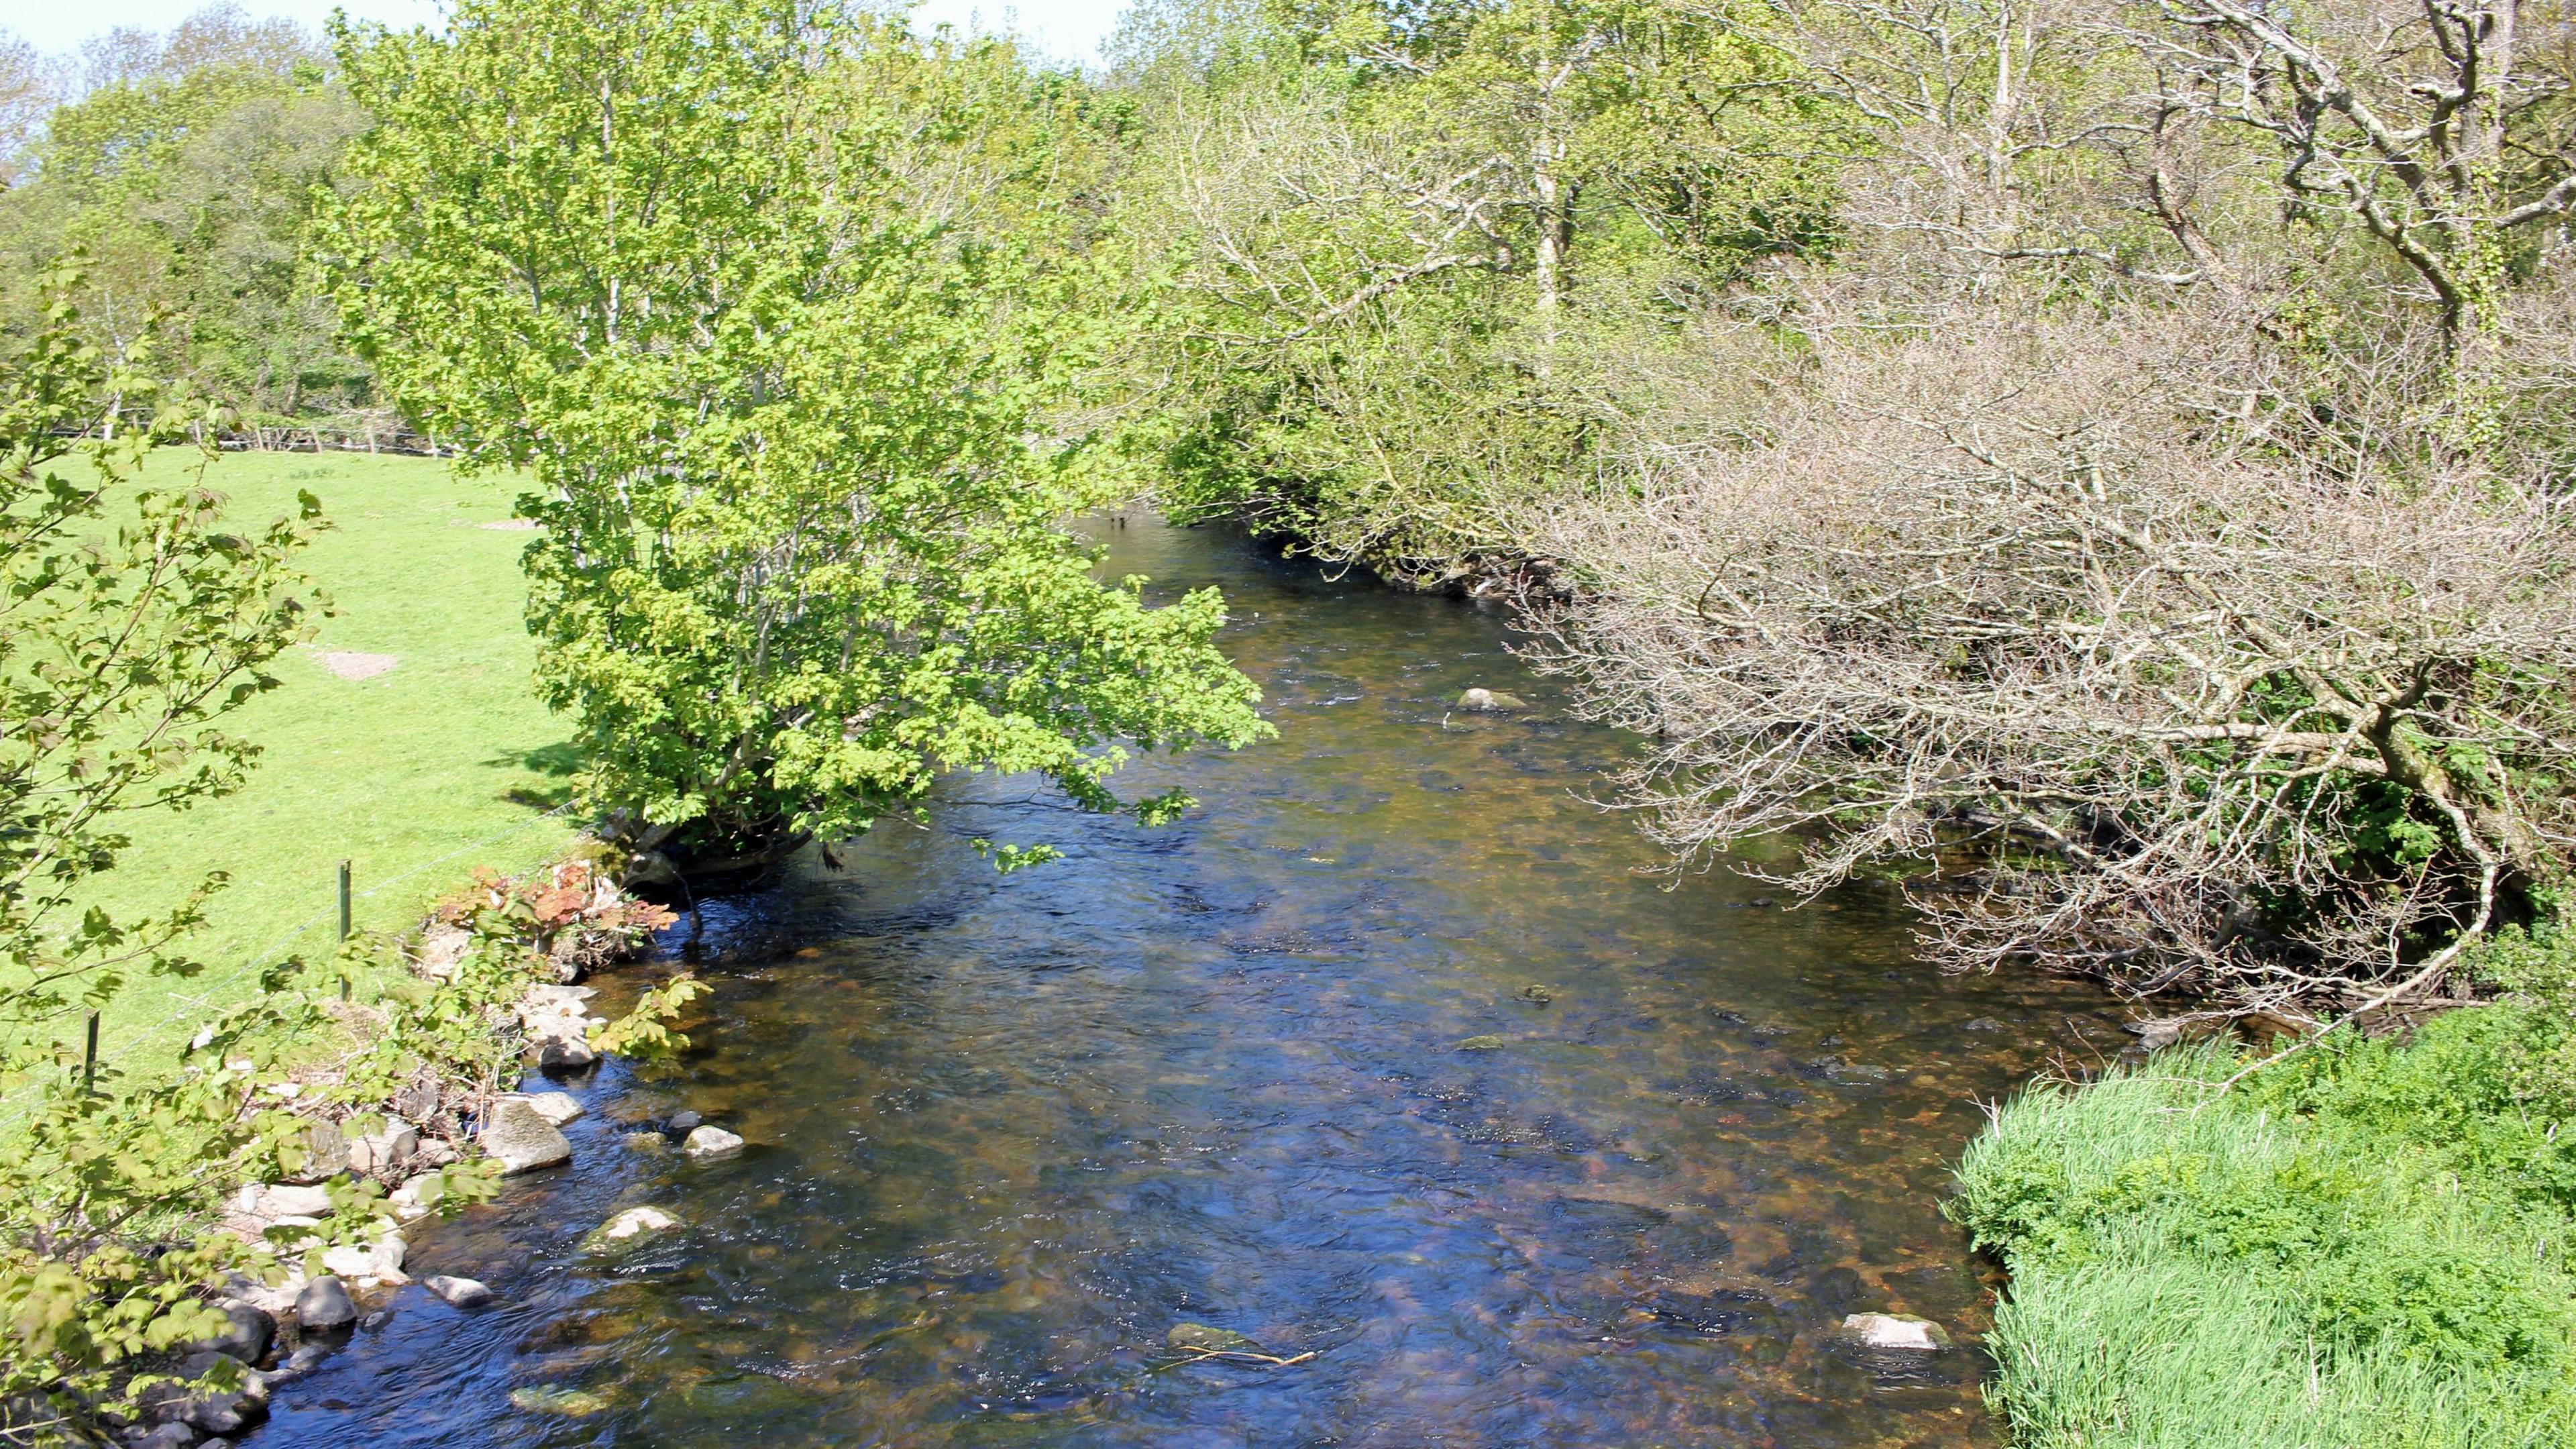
[85,448,576,1068]
[1951,1008,2576,1448]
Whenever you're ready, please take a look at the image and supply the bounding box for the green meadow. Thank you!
[87,449,576,1068]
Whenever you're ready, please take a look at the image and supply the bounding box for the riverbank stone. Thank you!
[2125,1018,2184,1051]
[482,1096,573,1175]
[281,1122,350,1184]
[319,1230,405,1285]
[388,1173,442,1220]
[518,985,604,1069]
[184,1303,274,1366]
[346,1122,419,1177]
[682,1125,743,1158]
[1841,1312,1951,1350]
[230,1183,331,1222]
[293,1276,358,1332]
[425,1275,493,1308]
[174,1374,267,1437]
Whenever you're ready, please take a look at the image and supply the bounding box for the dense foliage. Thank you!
[1121,0,2576,1021]
[327,0,1271,872]
[0,272,333,1430]
[0,9,374,429]
[1113,0,1853,582]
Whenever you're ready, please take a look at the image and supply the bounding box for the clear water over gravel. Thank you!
[253,519,2129,1448]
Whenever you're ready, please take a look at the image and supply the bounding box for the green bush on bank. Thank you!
[1953,1009,2576,1449]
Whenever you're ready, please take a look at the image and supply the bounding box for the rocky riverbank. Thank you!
[74,856,710,1448]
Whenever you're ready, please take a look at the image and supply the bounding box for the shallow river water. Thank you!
[256,519,2128,1448]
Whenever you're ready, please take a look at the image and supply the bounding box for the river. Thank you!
[253,517,2123,1448]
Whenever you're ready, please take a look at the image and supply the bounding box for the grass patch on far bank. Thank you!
[1953,1010,2576,1449]
[84,449,575,1069]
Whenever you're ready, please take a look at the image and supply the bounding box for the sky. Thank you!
[5,0,1136,70]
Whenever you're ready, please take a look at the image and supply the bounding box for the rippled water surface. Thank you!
[257,519,2128,1448]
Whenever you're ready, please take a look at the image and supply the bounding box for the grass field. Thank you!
[85,448,578,1070]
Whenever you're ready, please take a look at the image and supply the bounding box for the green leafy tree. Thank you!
[327,0,1271,873]
[0,269,329,1432]
[1114,0,1853,579]
[0,9,374,425]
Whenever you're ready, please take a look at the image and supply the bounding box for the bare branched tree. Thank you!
[1529,290,2576,1016]
[1525,0,2576,1016]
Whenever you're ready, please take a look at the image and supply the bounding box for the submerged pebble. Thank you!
[1167,1323,1257,1352]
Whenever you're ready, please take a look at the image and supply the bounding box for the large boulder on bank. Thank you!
[177,1373,268,1436]
[283,1122,350,1184]
[294,1275,358,1332]
[538,1036,597,1070]
[480,1097,572,1175]
[387,1173,441,1222]
[319,1231,406,1286]
[231,1183,332,1222]
[346,1122,419,1177]
[184,1303,274,1366]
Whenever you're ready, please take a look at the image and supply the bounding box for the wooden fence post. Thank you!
[338,859,354,1001]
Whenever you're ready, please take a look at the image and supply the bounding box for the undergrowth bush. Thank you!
[1953,1016,2576,1449]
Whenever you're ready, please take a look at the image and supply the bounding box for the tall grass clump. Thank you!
[1952,1024,2576,1449]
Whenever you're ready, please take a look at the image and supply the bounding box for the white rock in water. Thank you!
[1842,1312,1951,1350]
[1455,688,1529,711]
[598,1206,678,1241]
[682,1125,744,1158]
[537,1035,597,1069]
[507,1091,584,1126]
[424,1275,492,1308]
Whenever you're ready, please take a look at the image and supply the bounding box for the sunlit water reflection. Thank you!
[254,519,2127,1448]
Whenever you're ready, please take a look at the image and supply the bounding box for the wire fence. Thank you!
[1,802,582,1127]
